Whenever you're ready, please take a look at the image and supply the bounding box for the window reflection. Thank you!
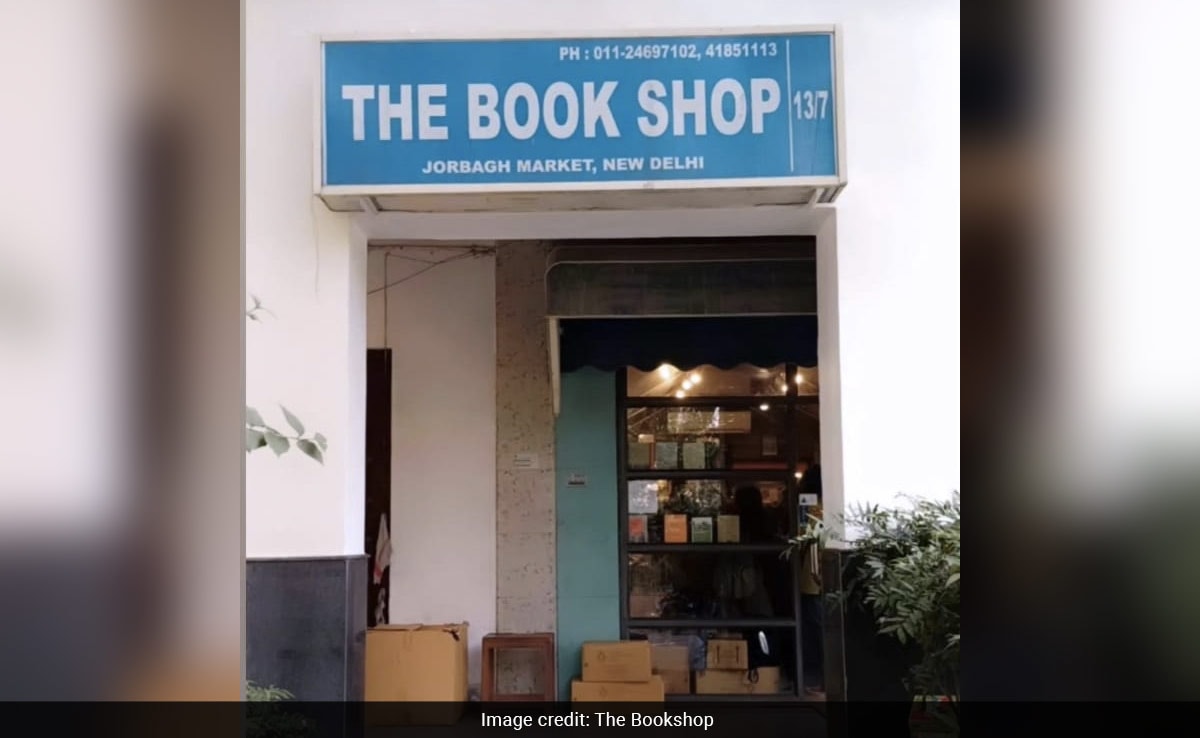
[627,364,789,398]
[628,553,795,620]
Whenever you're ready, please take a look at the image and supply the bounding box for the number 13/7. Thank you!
[796,90,830,120]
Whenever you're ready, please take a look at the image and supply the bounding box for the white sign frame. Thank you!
[314,25,846,202]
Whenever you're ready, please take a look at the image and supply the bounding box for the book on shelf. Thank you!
[664,514,688,543]
[628,481,659,514]
[647,516,664,544]
[629,515,649,543]
[717,515,740,543]
[627,441,653,469]
[654,442,679,470]
[690,517,714,543]
[704,438,724,468]
[681,441,706,470]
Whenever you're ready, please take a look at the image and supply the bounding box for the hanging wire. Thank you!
[367,247,491,296]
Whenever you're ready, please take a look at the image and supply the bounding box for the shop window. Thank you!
[619,362,822,700]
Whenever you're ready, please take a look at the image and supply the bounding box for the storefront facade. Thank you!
[245,0,959,701]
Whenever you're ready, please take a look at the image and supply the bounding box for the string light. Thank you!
[689,372,701,384]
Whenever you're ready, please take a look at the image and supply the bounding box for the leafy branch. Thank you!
[789,492,960,707]
[246,405,326,464]
[246,681,293,702]
[246,682,313,737]
[245,293,327,466]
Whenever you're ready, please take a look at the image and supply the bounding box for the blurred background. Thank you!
[0,0,241,699]
[0,0,1198,702]
[965,0,1200,700]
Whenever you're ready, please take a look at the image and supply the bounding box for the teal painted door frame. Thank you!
[554,369,620,700]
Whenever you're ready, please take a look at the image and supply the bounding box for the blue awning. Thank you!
[558,316,818,373]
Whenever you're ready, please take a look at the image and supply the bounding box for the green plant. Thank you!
[245,294,326,464]
[791,492,960,707]
[246,405,327,464]
[245,682,312,737]
[246,681,293,702]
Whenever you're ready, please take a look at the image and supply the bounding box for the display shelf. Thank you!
[626,470,792,481]
[628,543,790,554]
[627,618,798,629]
[624,396,819,408]
[666,693,817,704]
[618,363,819,704]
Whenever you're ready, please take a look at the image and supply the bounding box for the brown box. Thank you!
[365,623,468,725]
[652,644,690,671]
[582,641,653,682]
[705,639,749,670]
[571,676,665,702]
[651,644,691,694]
[695,667,782,695]
[658,670,691,694]
[664,514,688,543]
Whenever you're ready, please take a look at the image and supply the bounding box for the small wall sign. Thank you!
[566,472,589,488]
[513,453,540,469]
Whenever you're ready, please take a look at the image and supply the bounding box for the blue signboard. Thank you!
[320,29,841,191]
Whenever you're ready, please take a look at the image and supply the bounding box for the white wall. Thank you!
[366,247,497,685]
[246,0,959,545]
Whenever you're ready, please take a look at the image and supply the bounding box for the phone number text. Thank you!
[558,41,779,63]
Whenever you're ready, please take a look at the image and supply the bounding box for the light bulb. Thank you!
[675,390,686,399]
[658,364,674,380]
[794,472,804,480]
[795,372,804,385]
[682,380,693,390]
[759,403,770,411]
[690,373,701,384]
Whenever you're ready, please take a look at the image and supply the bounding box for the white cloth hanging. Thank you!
[373,513,392,585]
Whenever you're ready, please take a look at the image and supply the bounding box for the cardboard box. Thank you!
[695,667,782,695]
[365,623,468,724]
[651,644,691,694]
[651,644,690,671]
[571,676,665,702]
[705,639,749,670]
[581,641,653,683]
[652,672,691,696]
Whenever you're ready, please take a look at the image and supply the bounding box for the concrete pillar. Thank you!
[494,242,558,694]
